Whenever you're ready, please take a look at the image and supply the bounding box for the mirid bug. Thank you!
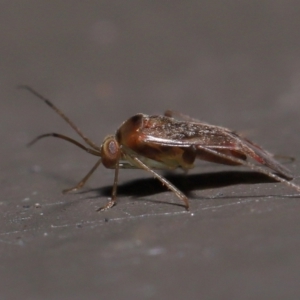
[19,85,300,211]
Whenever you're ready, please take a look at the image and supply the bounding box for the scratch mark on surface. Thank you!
[0,197,257,240]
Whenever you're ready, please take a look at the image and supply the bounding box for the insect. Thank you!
[19,85,300,211]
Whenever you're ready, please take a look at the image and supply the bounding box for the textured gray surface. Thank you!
[2,1,300,299]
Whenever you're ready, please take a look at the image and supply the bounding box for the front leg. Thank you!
[97,159,120,211]
[63,158,102,193]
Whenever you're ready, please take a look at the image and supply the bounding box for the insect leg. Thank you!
[199,145,300,193]
[97,159,120,211]
[271,154,295,164]
[19,85,100,150]
[63,158,102,193]
[127,154,189,210]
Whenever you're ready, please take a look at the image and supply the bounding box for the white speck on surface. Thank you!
[147,247,166,256]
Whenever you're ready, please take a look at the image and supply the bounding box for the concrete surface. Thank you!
[1,1,300,299]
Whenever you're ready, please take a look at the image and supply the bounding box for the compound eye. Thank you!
[107,139,118,155]
[101,137,120,168]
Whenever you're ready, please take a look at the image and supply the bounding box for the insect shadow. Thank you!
[84,170,279,205]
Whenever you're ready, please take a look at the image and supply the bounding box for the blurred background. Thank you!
[1,1,300,299]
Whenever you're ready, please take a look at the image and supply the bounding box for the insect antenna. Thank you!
[18,85,100,150]
[27,133,101,157]
[199,145,300,193]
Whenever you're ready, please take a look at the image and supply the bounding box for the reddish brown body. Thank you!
[117,114,292,178]
[20,86,300,211]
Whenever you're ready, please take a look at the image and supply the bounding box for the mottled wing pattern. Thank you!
[141,115,292,179]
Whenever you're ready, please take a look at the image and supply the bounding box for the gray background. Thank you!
[1,1,300,299]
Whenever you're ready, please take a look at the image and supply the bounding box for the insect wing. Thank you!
[141,117,293,179]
